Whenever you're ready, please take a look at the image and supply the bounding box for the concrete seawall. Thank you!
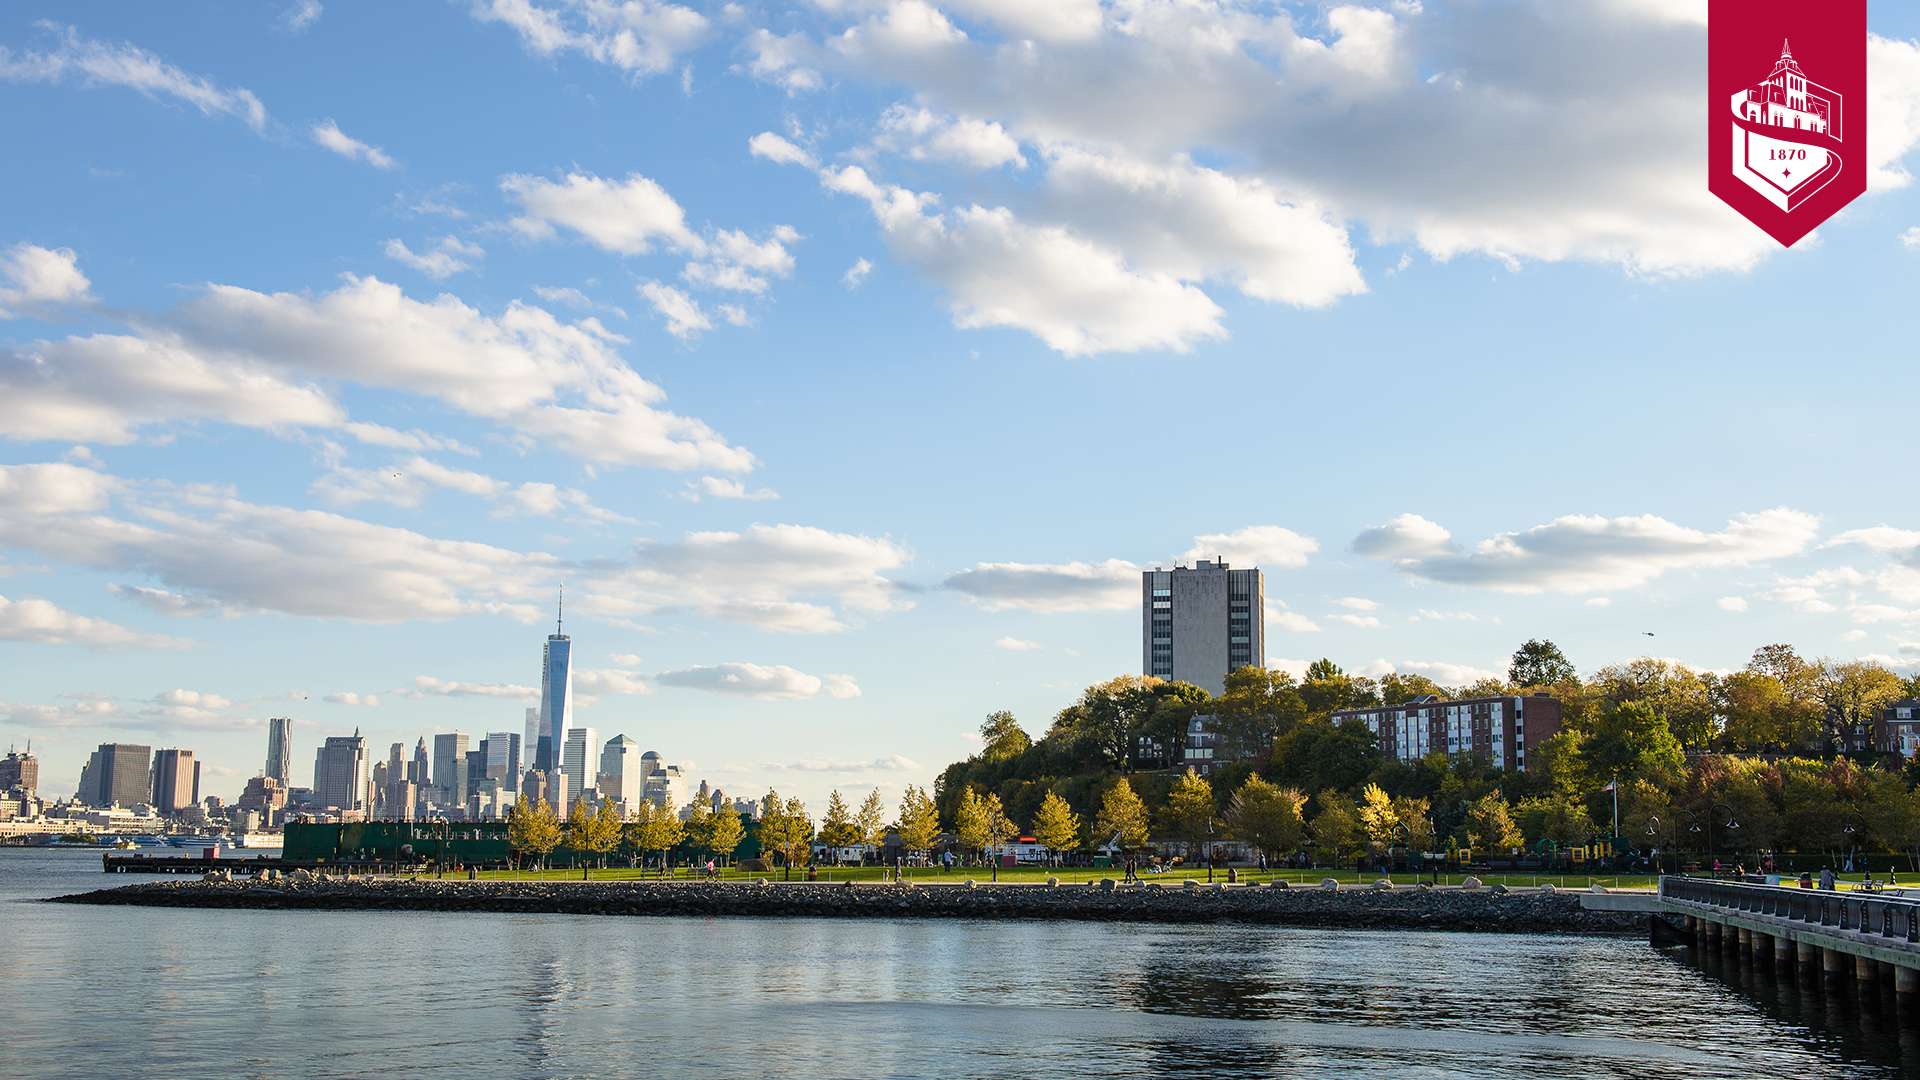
[50,878,1649,935]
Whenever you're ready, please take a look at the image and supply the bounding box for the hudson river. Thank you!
[2,849,1911,1078]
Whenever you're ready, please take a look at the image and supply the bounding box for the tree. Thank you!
[854,788,888,861]
[1093,778,1151,851]
[1300,659,1355,717]
[1032,790,1082,858]
[633,799,686,875]
[954,786,990,861]
[708,805,745,867]
[1210,666,1308,761]
[1464,794,1521,851]
[1357,783,1398,849]
[1580,702,1685,784]
[980,711,1032,762]
[1380,673,1450,706]
[580,799,624,873]
[1390,794,1433,850]
[1056,675,1160,770]
[1593,657,1713,748]
[756,790,813,880]
[1159,769,1217,864]
[983,793,1018,878]
[1514,795,1592,846]
[1224,775,1305,860]
[894,784,940,856]
[1509,639,1576,688]
[1818,659,1903,753]
[1307,789,1359,867]
[818,789,858,862]
[508,793,562,871]
[1274,717,1382,794]
[565,800,595,867]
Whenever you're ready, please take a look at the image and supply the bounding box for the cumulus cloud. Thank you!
[396,676,539,700]
[1718,596,1750,613]
[638,281,713,338]
[532,285,627,319]
[944,558,1138,613]
[0,593,195,651]
[310,456,631,523]
[1395,660,1503,686]
[1268,609,1322,633]
[109,583,222,617]
[1328,613,1382,628]
[1335,597,1378,611]
[1180,525,1318,569]
[471,0,710,77]
[570,667,653,700]
[0,25,269,132]
[1355,508,1820,593]
[312,119,393,168]
[383,237,482,278]
[683,475,778,501]
[842,257,874,287]
[872,105,1026,169]
[0,244,95,317]
[0,695,123,729]
[1904,227,1920,250]
[655,662,859,700]
[762,754,917,772]
[592,524,913,634]
[324,691,379,706]
[0,270,756,471]
[608,653,643,667]
[994,636,1040,650]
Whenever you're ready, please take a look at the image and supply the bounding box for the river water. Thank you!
[1,848,1912,1079]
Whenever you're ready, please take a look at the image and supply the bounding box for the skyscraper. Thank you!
[150,748,198,815]
[265,718,293,785]
[539,592,572,775]
[561,727,597,805]
[0,745,37,795]
[81,743,151,808]
[597,734,642,809]
[523,707,540,770]
[314,732,370,811]
[432,733,469,809]
[1141,560,1264,698]
[409,739,430,786]
[484,731,521,788]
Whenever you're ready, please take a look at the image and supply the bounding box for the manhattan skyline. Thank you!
[3,2,1920,808]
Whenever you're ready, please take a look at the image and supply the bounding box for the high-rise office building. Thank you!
[314,731,370,811]
[80,743,152,808]
[484,731,521,788]
[465,747,487,801]
[409,739,430,786]
[642,755,686,811]
[597,734,642,809]
[561,727,597,805]
[150,749,198,814]
[539,594,573,775]
[523,707,540,770]
[0,744,37,795]
[432,733,469,809]
[1141,560,1264,698]
[265,718,294,785]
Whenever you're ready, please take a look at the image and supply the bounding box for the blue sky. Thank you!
[4,0,1920,808]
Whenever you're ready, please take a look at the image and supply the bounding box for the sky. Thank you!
[3,0,1920,810]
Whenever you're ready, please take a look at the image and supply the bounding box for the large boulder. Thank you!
[1460,876,1482,890]
[1320,878,1340,891]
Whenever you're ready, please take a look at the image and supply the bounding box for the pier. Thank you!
[1654,878,1920,1000]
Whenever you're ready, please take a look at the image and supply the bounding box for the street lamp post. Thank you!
[1669,809,1700,876]
[1645,815,1661,877]
[1707,803,1739,879]
[1843,811,1866,874]
[1393,822,1411,881]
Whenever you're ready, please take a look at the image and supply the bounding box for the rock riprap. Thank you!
[47,879,1645,935]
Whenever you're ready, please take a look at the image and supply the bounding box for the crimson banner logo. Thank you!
[1709,0,1866,247]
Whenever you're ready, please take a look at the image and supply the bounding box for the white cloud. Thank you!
[397,676,539,700]
[608,653,643,667]
[0,25,269,132]
[504,171,800,297]
[1398,660,1502,686]
[279,1,323,34]
[694,475,778,501]
[311,119,394,168]
[1585,597,1611,608]
[843,257,874,287]
[1267,657,1311,678]
[1757,585,1837,614]
[0,695,123,730]
[1180,525,1318,569]
[993,636,1040,650]
[655,662,857,700]
[874,105,1026,169]
[311,457,631,523]
[324,691,380,706]
[1868,34,1920,191]
[0,244,95,317]
[592,523,913,634]
[0,593,194,651]
[762,754,915,772]
[1328,613,1381,628]
[944,558,1137,613]
[532,285,627,319]
[571,667,653,698]
[1717,596,1749,613]
[1268,610,1322,633]
[1843,630,1868,642]
[638,281,713,338]
[383,237,482,278]
[0,271,757,471]
[109,583,222,617]
[1335,597,1378,611]
[1904,227,1920,250]
[1356,508,1819,593]
[470,0,710,77]
[749,131,816,168]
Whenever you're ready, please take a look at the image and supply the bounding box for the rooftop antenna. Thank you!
[557,584,564,635]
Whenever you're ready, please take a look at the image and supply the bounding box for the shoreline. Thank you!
[49,878,1651,935]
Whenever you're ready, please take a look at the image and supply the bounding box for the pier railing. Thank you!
[1661,877,1920,944]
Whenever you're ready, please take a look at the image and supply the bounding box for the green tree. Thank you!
[1464,794,1522,851]
[817,789,858,861]
[1224,775,1305,860]
[708,805,745,866]
[1159,769,1217,863]
[580,799,624,872]
[1818,659,1904,753]
[1210,665,1308,761]
[684,797,714,858]
[850,788,888,865]
[1580,702,1685,784]
[1593,657,1713,748]
[1390,794,1433,849]
[894,784,940,856]
[507,793,562,871]
[954,786,989,861]
[756,790,812,880]
[633,799,687,875]
[1032,790,1082,858]
[1093,778,1151,851]
[1274,718,1382,794]
[980,711,1032,762]
[1514,795,1592,846]
[1509,639,1576,688]
[565,800,595,866]
[983,793,1018,877]
[1380,673,1450,705]
[1299,659,1354,717]
[1308,789,1359,867]
[1357,783,1398,848]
